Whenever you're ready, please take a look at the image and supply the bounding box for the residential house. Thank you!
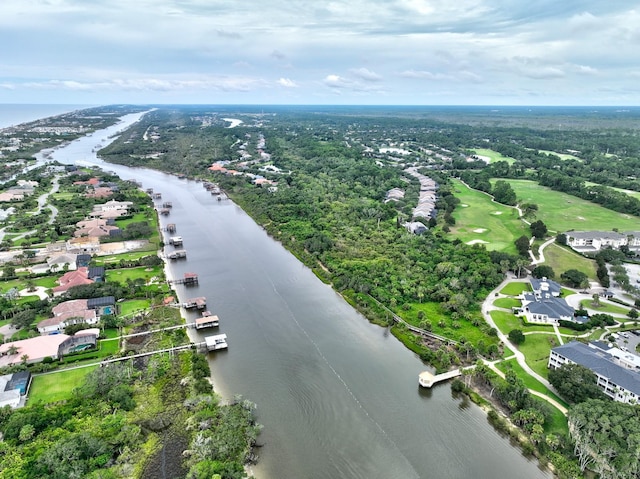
[404,221,428,235]
[46,253,77,272]
[384,188,405,203]
[0,371,31,408]
[549,341,640,404]
[76,254,92,267]
[38,299,99,334]
[87,266,105,282]
[66,236,101,254]
[52,267,93,296]
[87,296,116,315]
[0,331,98,367]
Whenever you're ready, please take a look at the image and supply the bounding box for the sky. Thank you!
[1,0,639,106]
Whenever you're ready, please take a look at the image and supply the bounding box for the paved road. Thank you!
[481,275,555,392]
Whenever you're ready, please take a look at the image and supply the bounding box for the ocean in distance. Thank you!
[0,104,94,129]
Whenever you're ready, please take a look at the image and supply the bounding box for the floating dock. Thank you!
[205,334,228,351]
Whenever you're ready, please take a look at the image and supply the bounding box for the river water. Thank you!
[36,112,550,479]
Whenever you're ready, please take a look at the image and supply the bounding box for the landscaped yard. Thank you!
[30,366,98,403]
[543,243,597,281]
[518,334,558,379]
[119,299,151,317]
[580,299,630,315]
[450,179,529,254]
[106,265,163,284]
[493,298,521,309]
[490,310,522,332]
[495,179,640,232]
[499,282,530,296]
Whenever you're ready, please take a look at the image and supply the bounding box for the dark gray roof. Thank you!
[529,277,562,295]
[523,292,574,318]
[87,266,105,278]
[87,296,115,308]
[552,341,640,396]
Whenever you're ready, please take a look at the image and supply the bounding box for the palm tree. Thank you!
[7,345,19,356]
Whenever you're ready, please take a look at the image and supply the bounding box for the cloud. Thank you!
[271,50,287,61]
[400,70,452,81]
[277,78,298,88]
[349,67,382,82]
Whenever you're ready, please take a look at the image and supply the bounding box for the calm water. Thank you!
[36,111,551,479]
[0,104,91,129]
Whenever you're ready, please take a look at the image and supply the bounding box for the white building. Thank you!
[549,341,640,404]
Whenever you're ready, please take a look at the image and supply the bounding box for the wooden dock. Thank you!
[168,236,183,246]
[167,249,187,260]
[169,272,199,286]
[418,369,462,388]
[183,296,206,309]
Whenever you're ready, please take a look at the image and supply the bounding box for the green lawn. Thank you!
[92,250,162,265]
[518,334,557,379]
[493,298,521,309]
[498,179,640,232]
[119,299,151,316]
[579,299,630,315]
[450,179,529,254]
[471,148,517,165]
[543,244,597,281]
[499,282,531,296]
[29,366,98,403]
[490,310,521,332]
[106,265,163,284]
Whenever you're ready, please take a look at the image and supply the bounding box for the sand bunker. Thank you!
[466,239,489,245]
[577,216,585,220]
[491,211,503,215]
[473,228,487,233]
[460,204,469,207]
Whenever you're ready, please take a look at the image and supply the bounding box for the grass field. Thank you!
[499,282,531,296]
[494,179,640,232]
[450,180,529,254]
[493,298,521,309]
[579,299,630,315]
[120,299,151,316]
[518,334,557,379]
[543,243,597,281]
[106,265,163,284]
[470,148,517,165]
[30,366,97,403]
[490,310,521,332]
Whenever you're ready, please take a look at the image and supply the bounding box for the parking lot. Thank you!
[613,329,640,353]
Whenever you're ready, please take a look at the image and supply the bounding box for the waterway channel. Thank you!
[37,112,551,479]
